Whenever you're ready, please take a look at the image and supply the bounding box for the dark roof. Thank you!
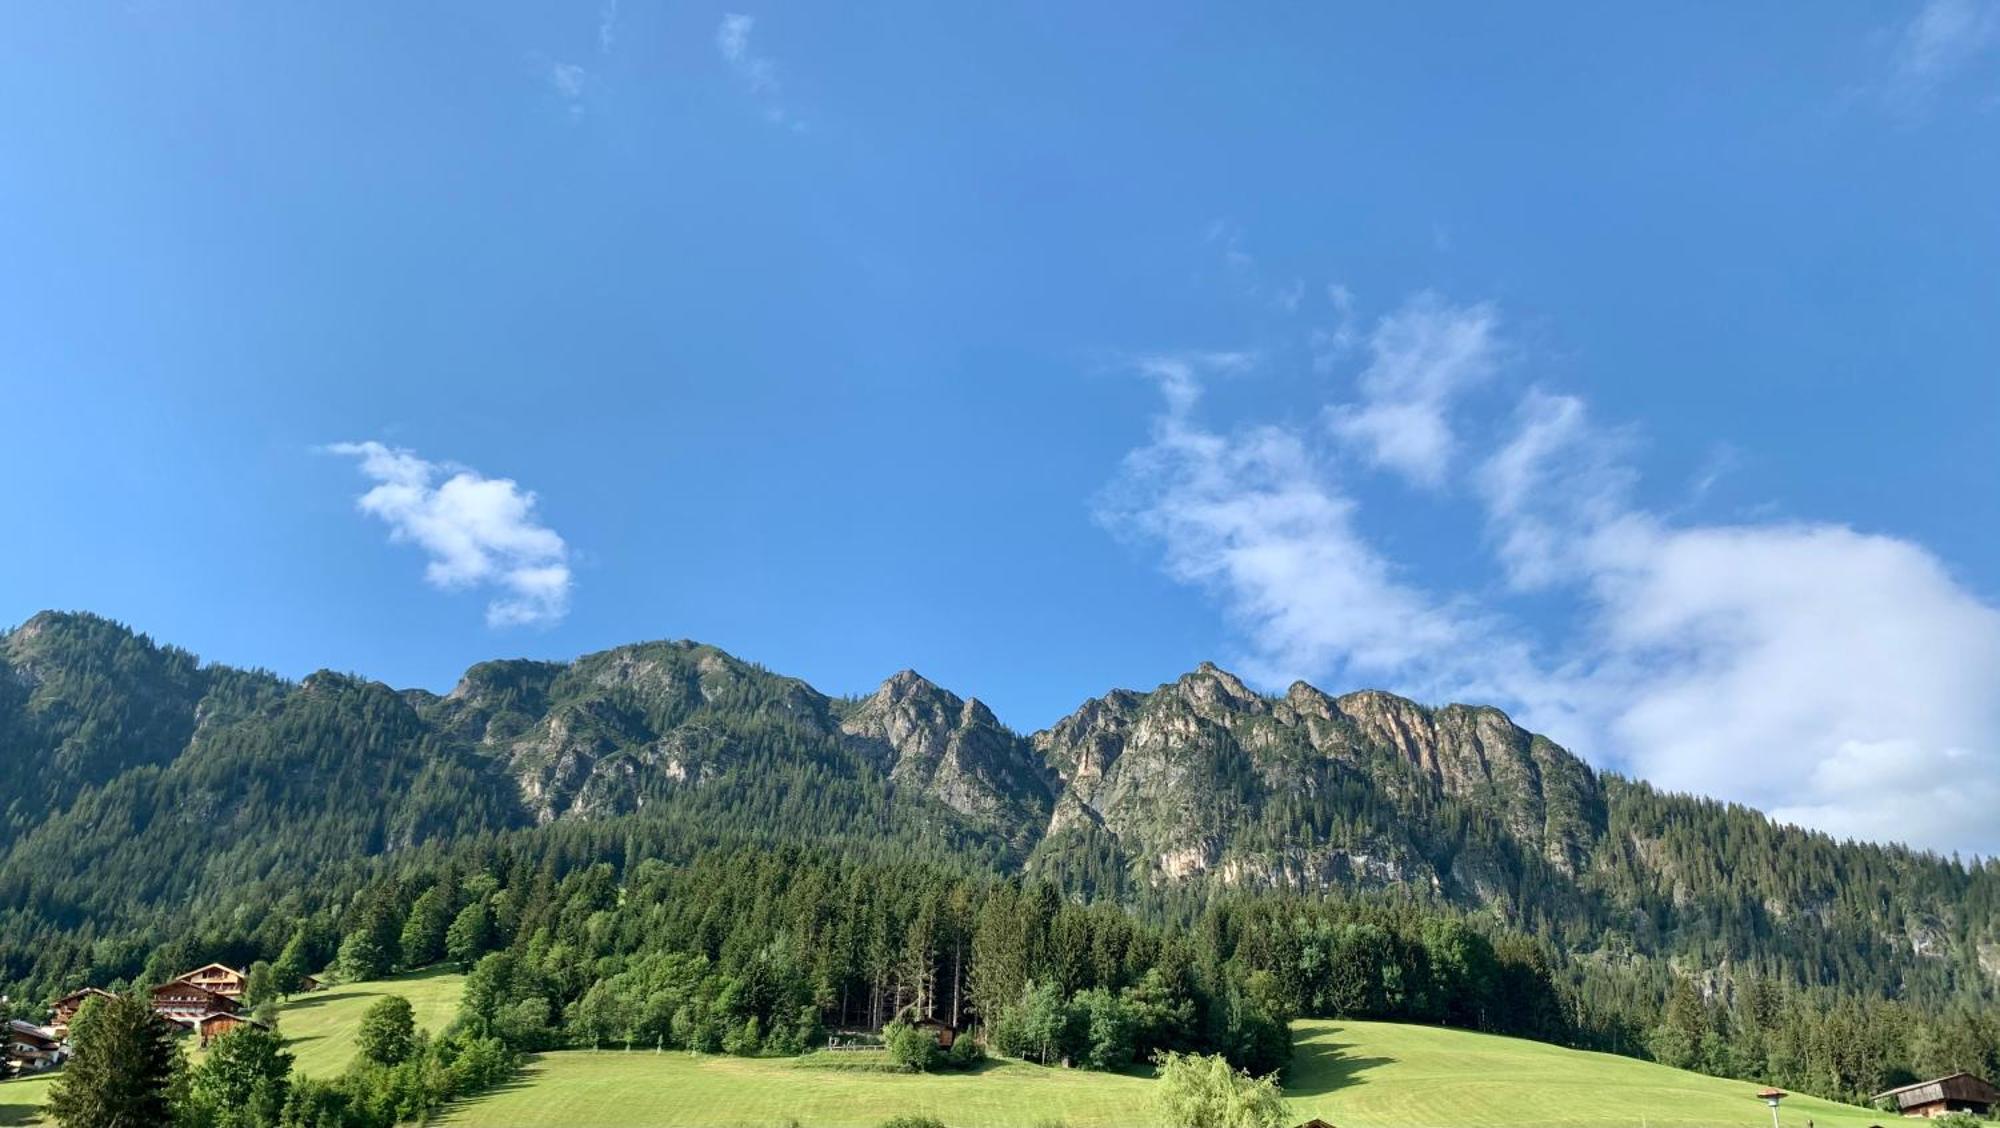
[4,1021,58,1047]
[1872,1073,2000,1108]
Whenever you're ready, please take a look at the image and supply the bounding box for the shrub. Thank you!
[946,1033,986,1069]
[356,996,416,1066]
[877,1117,947,1128]
[882,1020,942,1072]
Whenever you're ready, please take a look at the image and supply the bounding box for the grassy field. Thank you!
[0,1074,52,1128]
[0,968,464,1125]
[439,1019,1893,1128]
[275,967,465,1077]
[3,990,1896,1128]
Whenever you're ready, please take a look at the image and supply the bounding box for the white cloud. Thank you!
[1099,353,1488,688]
[1884,0,2000,110]
[717,13,800,128]
[1477,398,2000,855]
[1107,299,2000,856]
[1328,293,1501,488]
[325,441,574,628]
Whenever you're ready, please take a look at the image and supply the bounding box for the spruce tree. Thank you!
[46,993,181,1128]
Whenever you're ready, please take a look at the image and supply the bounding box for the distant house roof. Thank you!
[51,986,114,1008]
[5,1021,58,1048]
[174,963,245,981]
[1294,1119,1340,1128]
[1872,1073,2000,1109]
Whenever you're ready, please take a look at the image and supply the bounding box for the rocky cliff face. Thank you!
[1029,663,1605,899]
[839,671,1053,849]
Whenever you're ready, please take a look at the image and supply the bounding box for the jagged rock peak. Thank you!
[1284,680,1336,716]
[876,668,949,700]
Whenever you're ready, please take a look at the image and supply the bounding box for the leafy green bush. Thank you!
[877,1117,947,1128]
[882,1019,942,1072]
[946,1033,986,1069]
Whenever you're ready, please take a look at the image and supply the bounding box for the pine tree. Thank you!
[400,885,453,969]
[46,993,181,1128]
[271,926,313,996]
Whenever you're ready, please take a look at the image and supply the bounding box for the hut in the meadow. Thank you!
[1871,1073,2000,1119]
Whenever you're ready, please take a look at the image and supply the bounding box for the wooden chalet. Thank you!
[151,980,240,1024]
[1873,1073,2000,1119]
[4,1020,61,1074]
[173,962,249,999]
[48,986,115,1030]
[1293,1120,1340,1128]
[298,974,324,993]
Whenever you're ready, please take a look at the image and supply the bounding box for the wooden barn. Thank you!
[184,1011,269,1048]
[1873,1073,2000,1119]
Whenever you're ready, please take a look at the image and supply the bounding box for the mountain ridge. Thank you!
[3,607,1996,1013]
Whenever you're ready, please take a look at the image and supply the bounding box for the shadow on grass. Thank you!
[0,1101,38,1127]
[279,992,366,1013]
[1283,1037,1392,1097]
[438,1059,549,1117]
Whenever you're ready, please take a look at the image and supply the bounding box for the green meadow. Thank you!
[2,979,1893,1128]
[438,1019,1890,1128]
[273,967,465,1077]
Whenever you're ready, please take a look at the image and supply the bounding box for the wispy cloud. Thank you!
[325,441,574,628]
[598,0,620,55]
[1104,291,2000,856]
[532,55,590,118]
[1883,0,2000,112]
[1327,293,1502,488]
[1099,351,1490,688]
[716,13,801,129]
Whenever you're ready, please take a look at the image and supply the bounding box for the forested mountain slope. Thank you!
[1,609,1995,1015]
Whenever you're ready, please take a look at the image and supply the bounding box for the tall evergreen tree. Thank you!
[45,994,181,1128]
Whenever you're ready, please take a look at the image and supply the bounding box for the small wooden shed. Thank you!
[1872,1073,2000,1118]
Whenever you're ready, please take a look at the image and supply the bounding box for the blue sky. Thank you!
[3,3,1997,853]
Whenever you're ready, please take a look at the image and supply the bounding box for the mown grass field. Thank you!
[0,1074,52,1127]
[2,983,1895,1128]
[275,967,465,1077]
[439,1018,1893,1128]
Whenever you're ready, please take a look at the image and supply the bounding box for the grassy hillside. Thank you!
[440,1019,1892,1128]
[275,968,465,1077]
